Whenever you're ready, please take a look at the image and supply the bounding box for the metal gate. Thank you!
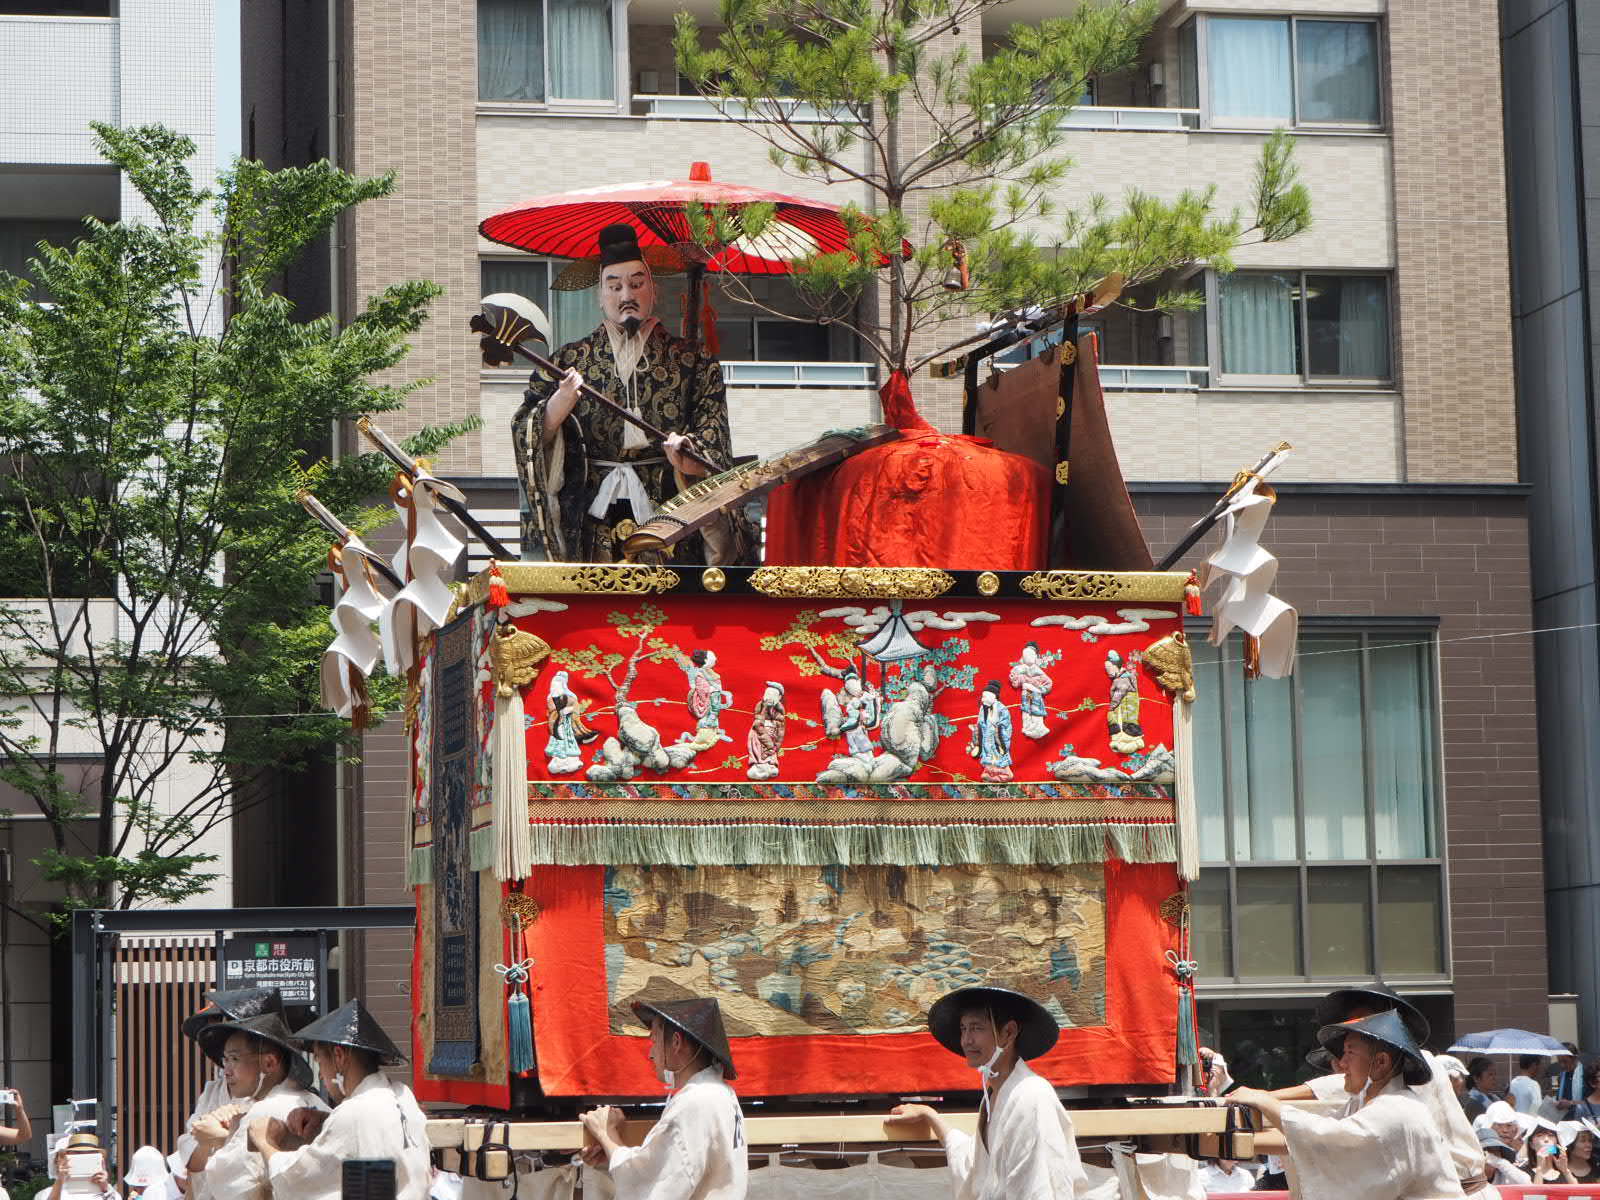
[114,936,214,1168]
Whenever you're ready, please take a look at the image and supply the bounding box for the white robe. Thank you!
[1281,1075,1467,1200]
[171,1074,231,1180]
[605,1065,747,1200]
[265,1070,432,1200]
[1309,1052,1493,1194]
[942,1060,1087,1200]
[192,1080,328,1200]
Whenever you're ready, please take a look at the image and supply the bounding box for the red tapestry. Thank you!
[517,859,1181,1097]
[515,595,1180,792]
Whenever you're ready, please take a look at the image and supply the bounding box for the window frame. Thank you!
[1186,13,1386,133]
[1192,619,1451,990]
[476,0,629,111]
[1205,268,1395,389]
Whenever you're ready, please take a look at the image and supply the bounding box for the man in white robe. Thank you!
[884,984,1087,1200]
[171,987,286,1193]
[1228,1010,1466,1200]
[1272,985,1494,1197]
[187,1012,327,1200]
[249,998,432,1200]
[579,996,747,1200]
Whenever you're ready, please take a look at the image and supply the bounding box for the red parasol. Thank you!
[478,162,907,345]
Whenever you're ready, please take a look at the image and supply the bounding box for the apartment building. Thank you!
[0,0,230,1146]
[1501,0,1600,1052]
[240,0,1553,1085]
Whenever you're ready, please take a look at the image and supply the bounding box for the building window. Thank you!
[1190,628,1446,984]
[1181,16,1381,129]
[477,0,616,103]
[481,258,601,349]
[1214,270,1392,384]
[0,219,85,303]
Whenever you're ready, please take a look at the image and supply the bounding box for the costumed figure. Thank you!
[1104,650,1144,754]
[679,649,733,748]
[250,999,431,1200]
[546,670,592,775]
[581,997,748,1199]
[814,655,881,761]
[1009,642,1056,740]
[746,682,786,780]
[816,680,939,783]
[969,680,1014,783]
[511,222,752,564]
[172,986,287,1189]
[1228,1011,1468,1200]
[1269,985,1496,1198]
[885,984,1086,1199]
[188,1012,327,1200]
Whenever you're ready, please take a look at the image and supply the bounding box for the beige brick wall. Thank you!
[1388,0,1517,482]
[1039,130,1395,270]
[1107,387,1403,482]
[345,0,482,473]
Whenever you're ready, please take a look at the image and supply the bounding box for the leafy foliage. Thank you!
[0,123,470,913]
[675,0,1311,373]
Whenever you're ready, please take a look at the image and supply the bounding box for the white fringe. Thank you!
[493,686,532,882]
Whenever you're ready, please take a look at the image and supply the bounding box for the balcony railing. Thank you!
[1097,364,1208,389]
[633,94,856,123]
[1061,106,1200,131]
[723,361,877,387]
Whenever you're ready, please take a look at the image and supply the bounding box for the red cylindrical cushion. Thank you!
[764,430,1049,569]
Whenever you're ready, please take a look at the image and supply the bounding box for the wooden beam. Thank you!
[427,1104,1253,1153]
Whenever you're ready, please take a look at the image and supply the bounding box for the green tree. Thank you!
[0,123,469,913]
[675,0,1311,373]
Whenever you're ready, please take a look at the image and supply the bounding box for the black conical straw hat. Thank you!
[1314,984,1430,1046]
[927,985,1060,1061]
[180,986,285,1042]
[196,1011,315,1089]
[1316,1009,1431,1082]
[631,997,737,1080]
[292,999,406,1066]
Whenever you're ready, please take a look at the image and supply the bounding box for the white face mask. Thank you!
[332,1072,346,1096]
[655,1062,675,1088]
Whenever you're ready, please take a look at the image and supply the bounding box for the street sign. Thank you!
[220,933,322,1007]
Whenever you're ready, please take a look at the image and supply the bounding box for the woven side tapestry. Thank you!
[426,613,482,1077]
[520,859,1180,1096]
[508,595,1183,864]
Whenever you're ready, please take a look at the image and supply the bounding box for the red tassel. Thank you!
[1184,571,1202,616]
[487,561,510,609]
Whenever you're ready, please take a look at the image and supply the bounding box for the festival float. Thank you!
[306,193,1299,1188]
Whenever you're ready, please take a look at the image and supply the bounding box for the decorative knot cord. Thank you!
[495,957,535,987]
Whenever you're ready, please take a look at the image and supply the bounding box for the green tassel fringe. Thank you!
[406,846,433,887]
[524,822,1176,867]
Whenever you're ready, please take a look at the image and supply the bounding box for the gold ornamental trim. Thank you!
[976,571,1001,597]
[749,566,956,599]
[1019,570,1189,603]
[700,567,727,592]
[1055,462,1070,485]
[467,562,681,601]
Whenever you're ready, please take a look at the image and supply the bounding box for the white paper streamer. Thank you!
[381,471,467,676]
[1197,451,1298,679]
[319,535,388,718]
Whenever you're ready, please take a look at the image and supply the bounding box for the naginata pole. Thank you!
[296,490,406,591]
[1156,441,1294,571]
[354,417,517,560]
